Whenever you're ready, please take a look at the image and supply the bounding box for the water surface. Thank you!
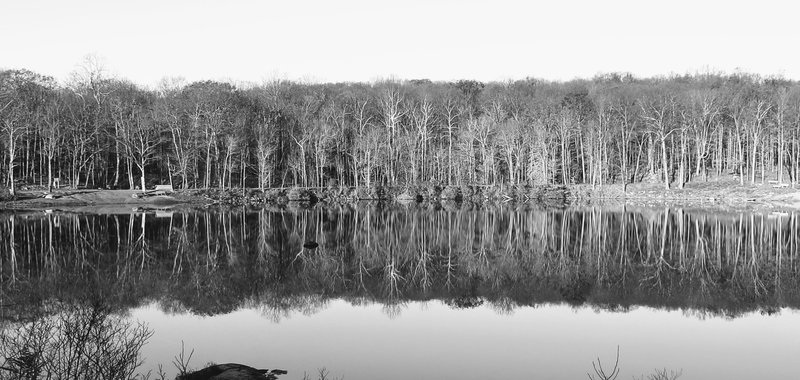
[1,204,799,379]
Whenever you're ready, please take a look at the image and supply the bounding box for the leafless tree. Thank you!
[0,303,153,380]
[587,346,620,380]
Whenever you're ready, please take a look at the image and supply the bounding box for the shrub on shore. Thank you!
[0,188,13,201]
[350,187,371,200]
[177,184,577,207]
[440,185,461,200]
[460,185,476,200]
[481,185,504,200]
[423,185,442,200]
[395,189,418,202]
[287,188,315,202]
[510,184,529,200]
[263,188,285,201]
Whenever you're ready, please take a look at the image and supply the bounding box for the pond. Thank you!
[1,204,799,379]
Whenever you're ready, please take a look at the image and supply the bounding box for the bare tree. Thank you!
[42,97,63,192]
[0,303,153,380]
[113,100,162,192]
[587,346,620,380]
[379,86,406,184]
[0,107,23,196]
[441,95,462,184]
[156,78,192,189]
[641,92,678,190]
[255,113,277,190]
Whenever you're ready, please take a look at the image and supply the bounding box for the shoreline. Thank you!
[1,181,799,212]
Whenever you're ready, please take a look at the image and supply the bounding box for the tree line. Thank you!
[2,65,800,195]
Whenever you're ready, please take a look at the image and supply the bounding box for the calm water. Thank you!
[2,204,800,379]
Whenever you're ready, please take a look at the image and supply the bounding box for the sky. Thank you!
[2,0,799,87]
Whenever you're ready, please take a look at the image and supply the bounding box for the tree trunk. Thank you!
[205,143,213,189]
[8,155,15,196]
[113,140,121,187]
[47,157,52,193]
[678,131,686,189]
[661,136,670,190]
[127,158,135,190]
[140,165,146,194]
[737,133,744,185]
[648,135,655,176]
[778,126,785,184]
[448,131,453,185]
[716,125,723,178]
[751,140,758,184]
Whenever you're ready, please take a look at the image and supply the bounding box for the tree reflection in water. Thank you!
[0,205,798,321]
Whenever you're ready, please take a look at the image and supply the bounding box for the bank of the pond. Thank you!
[569,180,800,208]
[0,189,187,211]
[172,184,570,206]
[178,181,800,209]
[2,180,799,210]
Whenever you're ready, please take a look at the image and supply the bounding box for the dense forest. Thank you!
[2,63,800,195]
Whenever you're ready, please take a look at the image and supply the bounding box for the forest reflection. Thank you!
[1,205,799,321]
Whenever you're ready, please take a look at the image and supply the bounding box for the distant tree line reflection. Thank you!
[1,206,799,320]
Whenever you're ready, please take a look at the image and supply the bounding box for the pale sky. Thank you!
[2,0,799,87]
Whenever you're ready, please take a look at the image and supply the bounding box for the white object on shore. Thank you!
[153,184,174,193]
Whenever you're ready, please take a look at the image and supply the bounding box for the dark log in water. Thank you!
[176,363,286,380]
